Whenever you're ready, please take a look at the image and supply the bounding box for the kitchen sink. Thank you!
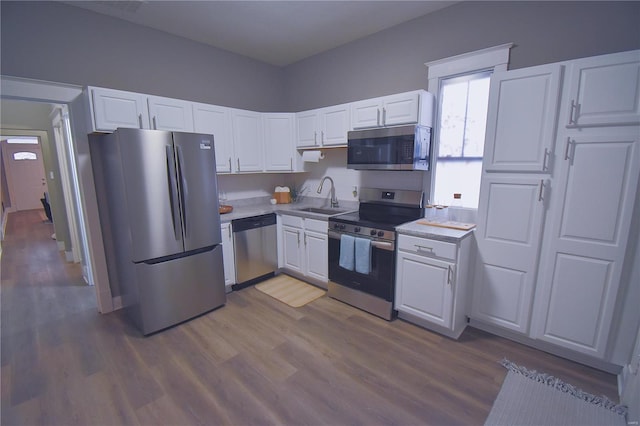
[294,207,348,215]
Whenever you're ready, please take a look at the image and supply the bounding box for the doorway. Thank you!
[1,138,49,212]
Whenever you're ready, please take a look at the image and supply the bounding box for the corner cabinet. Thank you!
[220,222,235,292]
[279,214,328,287]
[395,232,473,339]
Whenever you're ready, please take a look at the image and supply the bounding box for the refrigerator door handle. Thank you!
[176,145,189,237]
[166,145,182,241]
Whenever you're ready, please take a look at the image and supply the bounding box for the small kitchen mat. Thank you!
[255,275,325,308]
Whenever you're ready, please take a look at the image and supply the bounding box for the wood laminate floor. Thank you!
[1,210,619,425]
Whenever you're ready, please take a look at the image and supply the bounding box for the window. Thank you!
[426,43,513,209]
[6,137,38,144]
[432,71,491,208]
[13,151,38,160]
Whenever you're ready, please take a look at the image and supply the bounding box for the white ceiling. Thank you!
[62,1,457,66]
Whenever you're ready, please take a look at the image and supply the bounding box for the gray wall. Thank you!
[283,1,640,111]
[0,1,286,112]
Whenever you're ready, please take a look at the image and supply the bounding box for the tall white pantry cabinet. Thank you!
[472,49,640,365]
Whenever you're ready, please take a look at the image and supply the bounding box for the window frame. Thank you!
[425,43,513,208]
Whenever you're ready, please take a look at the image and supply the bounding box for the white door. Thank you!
[193,103,235,173]
[483,64,563,172]
[2,143,49,211]
[304,230,328,281]
[321,104,350,146]
[565,50,640,127]
[282,225,304,274]
[532,130,640,357]
[382,92,420,126]
[471,175,548,333]
[264,113,295,171]
[91,87,149,131]
[147,96,194,132]
[232,109,264,172]
[296,110,319,147]
[396,251,454,328]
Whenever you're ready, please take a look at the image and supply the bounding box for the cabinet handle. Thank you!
[542,148,550,171]
[568,100,578,126]
[314,131,317,145]
[296,230,300,247]
[228,157,232,172]
[228,225,231,239]
[290,157,293,171]
[415,245,433,253]
[538,179,545,202]
[152,116,157,130]
[447,265,453,286]
[376,109,381,126]
[564,137,573,161]
[237,158,240,172]
[321,130,324,144]
[382,107,387,126]
[304,232,307,245]
[138,114,143,129]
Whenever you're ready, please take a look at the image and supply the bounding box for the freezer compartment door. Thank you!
[173,132,222,250]
[133,245,226,335]
[117,128,185,262]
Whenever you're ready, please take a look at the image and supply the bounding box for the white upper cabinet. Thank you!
[531,129,640,357]
[296,103,350,148]
[192,102,235,173]
[232,109,264,173]
[90,87,149,131]
[263,113,297,171]
[147,95,194,132]
[565,50,640,127]
[351,90,433,129]
[483,64,563,173]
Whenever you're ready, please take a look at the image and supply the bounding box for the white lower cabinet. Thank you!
[279,215,328,287]
[395,233,472,339]
[220,222,235,292]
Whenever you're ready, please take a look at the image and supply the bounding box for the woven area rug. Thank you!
[485,359,627,426]
[255,275,325,308]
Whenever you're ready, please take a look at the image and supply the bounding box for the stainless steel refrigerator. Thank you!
[89,128,226,335]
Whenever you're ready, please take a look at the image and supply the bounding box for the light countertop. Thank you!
[396,219,475,242]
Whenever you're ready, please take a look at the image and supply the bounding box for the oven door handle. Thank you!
[328,230,395,251]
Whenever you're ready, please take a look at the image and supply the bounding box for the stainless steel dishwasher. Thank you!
[231,213,277,289]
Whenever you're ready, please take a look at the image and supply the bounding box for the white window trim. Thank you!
[424,43,513,208]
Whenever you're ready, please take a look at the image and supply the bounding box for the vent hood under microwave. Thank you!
[347,124,431,171]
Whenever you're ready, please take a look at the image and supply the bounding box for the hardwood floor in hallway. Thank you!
[1,210,619,425]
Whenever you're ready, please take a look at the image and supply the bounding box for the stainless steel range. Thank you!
[328,188,424,320]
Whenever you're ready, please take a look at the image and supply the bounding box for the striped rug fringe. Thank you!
[500,359,627,417]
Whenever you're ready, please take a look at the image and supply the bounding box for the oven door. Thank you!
[328,230,395,301]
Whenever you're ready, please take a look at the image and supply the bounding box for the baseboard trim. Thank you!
[65,250,74,262]
[112,296,123,310]
[57,241,65,251]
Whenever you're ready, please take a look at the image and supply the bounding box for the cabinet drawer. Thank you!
[304,218,327,233]
[280,214,303,228]
[398,234,457,261]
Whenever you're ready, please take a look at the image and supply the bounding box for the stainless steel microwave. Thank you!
[347,124,431,171]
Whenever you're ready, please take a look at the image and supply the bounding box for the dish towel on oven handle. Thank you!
[339,234,355,271]
[354,237,371,275]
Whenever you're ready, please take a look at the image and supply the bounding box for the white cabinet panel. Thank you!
[147,96,194,132]
[279,215,328,284]
[483,64,562,172]
[383,92,420,126]
[304,230,328,282]
[232,109,264,172]
[472,176,547,334]
[350,91,432,129]
[296,110,319,148]
[321,104,350,146]
[220,223,235,290]
[351,99,382,129]
[91,87,149,131]
[566,50,640,127]
[282,225,304,274]
[264,113,296,171]
[193,103,234,173]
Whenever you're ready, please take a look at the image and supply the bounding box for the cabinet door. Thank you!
[484,64,563,172]
[220,223,235,288]
[351,99,382,129]
[396,251,454,329]
[282,225,304,274]
[304,230,328,282]
[382,92,420,126]
[91,87,149,131]
[264,113,295,171]
[296,110,319,147]
[147,96,194,132]
[471,176,548,334]
[532,130,640,357]
[321,104,350,146]
[232,109,264,172]
[193,103,234,173]
[566,50,640,127]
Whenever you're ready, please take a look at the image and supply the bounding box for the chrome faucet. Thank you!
[317,176,339,208]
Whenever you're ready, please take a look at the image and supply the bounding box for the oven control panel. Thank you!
[329,221,395,241]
